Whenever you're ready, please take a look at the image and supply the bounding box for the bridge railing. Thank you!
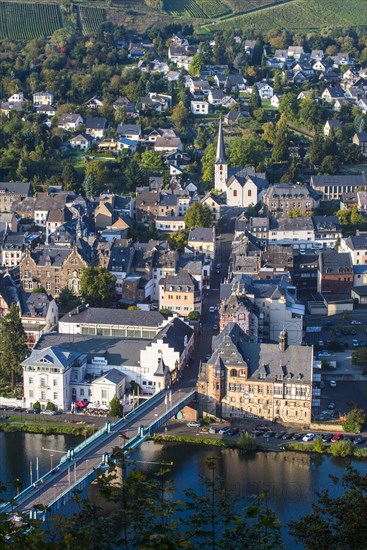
[147,390,196,436]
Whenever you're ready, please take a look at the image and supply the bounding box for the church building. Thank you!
[214,118,269,208]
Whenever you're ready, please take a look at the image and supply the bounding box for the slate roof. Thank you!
[344,235,367,251]
[0,181,31,195]
[151,317,194,354]
[0,272,19,308]
[311,174,367,188]
[162,269,197,291]
[271,217,314,231]
[36,335,145,367]
[206,323,312,383]
[188,227,215,243]
[22,346,84,369]
[319,249,353,275]
[93,368,125,384]
[21,292,51,317]
[85,117,108,130]
[59,307,165,327]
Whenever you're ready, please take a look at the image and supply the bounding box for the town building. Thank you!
[317,249,353,294]
[187,227,216,259]
[198,324,313,424]
[263,184,318,217]
[310,174,367,200]
[159,269,201,316]
[0,182,31,213]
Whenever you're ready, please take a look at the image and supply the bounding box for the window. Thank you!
[80,389,84,396]
[46,271,50,278]
[29,377,33,385]
[29,390,33,398]
[53,379,57,386]
[41,391,46,400]
[248,189,252,197]
[102,390,107,399]
[53,392,58,400]
[233,190,237,197]
[40,378,46,387]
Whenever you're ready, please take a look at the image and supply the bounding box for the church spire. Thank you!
[215,117,226,164]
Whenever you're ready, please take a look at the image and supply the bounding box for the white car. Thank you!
[329,380,337,387]
[187,421,200,428]
[302,433,315,442]
[351,320,362,325]
[209,306,215,313]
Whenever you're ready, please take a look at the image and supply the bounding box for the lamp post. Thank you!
[50,454,53,471]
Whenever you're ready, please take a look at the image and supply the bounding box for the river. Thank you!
[0,433,364,544]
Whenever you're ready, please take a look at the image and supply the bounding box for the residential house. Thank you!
[357,190,367,213]
[219,292,259,342]
[268,217,315,250]
[317,249,353,294]
[312,216,341,249]
[323,119,342,136]
[321,87,345,103]
[20,291,58,348]
[190,100,210,115]
[8,90,24,104]
[33,91,54,106]
[2,232,25,266]
[154,136,182,153]
[36,105,56,118]
[201,192,223,222]
[270,94,282,108]
[140,93,171,112]
[339,235,367,287]
[0,182,31,213]
[255,82,274,100]
[116,124,142,141]
[85,96,103,110]
[58,114,84,131]
[69,133,93,150]
[358,98,367,113]
[353,132,367,157]
[198,324,313,424]
[187,227,216,259]
[159,269,201,316]
[85,117,108,140]
[112,97,138,117]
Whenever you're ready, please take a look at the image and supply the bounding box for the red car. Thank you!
[331,433,344,442]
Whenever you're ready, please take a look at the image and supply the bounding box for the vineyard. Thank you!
[78,6,106,35]
[164,0,231,18]
[0,1,63,40]
[213,0,367,30]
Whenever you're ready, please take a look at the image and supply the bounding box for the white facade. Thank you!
[226,177,261,208]
[190,100,209,115]
[33,92,54,106]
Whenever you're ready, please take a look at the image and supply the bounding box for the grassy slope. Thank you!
[210,0,367,31]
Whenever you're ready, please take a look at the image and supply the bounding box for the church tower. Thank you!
[214,117,228,193]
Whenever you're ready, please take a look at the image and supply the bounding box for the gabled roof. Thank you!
[93,368,125,385]
[22,346,84,370]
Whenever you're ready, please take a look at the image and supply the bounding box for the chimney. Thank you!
[279,329,288,352]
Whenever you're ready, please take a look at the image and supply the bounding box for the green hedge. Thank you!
[0,422,95,436]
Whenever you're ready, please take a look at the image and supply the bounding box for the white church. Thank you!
[214,118,268,208]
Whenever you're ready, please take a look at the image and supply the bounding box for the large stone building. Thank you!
[317,249,353,294]
[198,324,313,425]
[159,269,201,316]
[0,182,31,213]
[263,183,318,217]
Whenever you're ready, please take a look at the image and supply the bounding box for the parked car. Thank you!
[335,329,342,337]
[220,427,232,435]
[317,350,331,357]
[282,432,294,440]
[324,321,335,327]
[274,431,286,439]
[351,320,362,325]
[322,434,333,442]
[353,436,365,445]
[353,339,359,347]
[208,427,217,434]
[213,324,219,331]
[27,408,37,414]
[359,341,366,347]
[328,402,335,410]
[209,306,215,313]
[292,433,302,440]
[350,329,357,335]
[331,433,344,442]
[302,433,315,442]
[263,431,276,438]
[187,421,200,428]
[329,380,337,387]
[205,354,211,361]
[318,340,324,347]
[227,427,239,436]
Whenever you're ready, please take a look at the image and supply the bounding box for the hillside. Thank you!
[0,0,366,40]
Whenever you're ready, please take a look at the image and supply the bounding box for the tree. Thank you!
[350,206,366,227]
[228,133,265,167]
[184,203,212,229]
[171,100,188,131]
[201,142,216,183]
[109,395,121,417]
[279,92,299,121]
[167,230,188,251]
[128,305,139,310]
[272,114,289,162]
[344,408,366,433]
[312,436,324,453]
[249,84,261,112]
[188,53,204,77]
[58,287,81,311]
[62,164,79,191]
[0,304,28,388]
[46,401,56,411]
[290,467,367,549]
[309,134,324,168]
[262,122,276,145]
[320,155,339,174]
[80,267,116,307]
[187,311,200,321]
[329,439,353,457]
[83,173,97,198]
[32,286,46,294]
[124,158,146,191]
[140,150,164,171]
[352,346,367,368]
[288,208,301,218]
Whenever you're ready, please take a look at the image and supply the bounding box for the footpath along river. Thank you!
[1,433,364,544]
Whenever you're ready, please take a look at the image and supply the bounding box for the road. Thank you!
[9,386,195,515]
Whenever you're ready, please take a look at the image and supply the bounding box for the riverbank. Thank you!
[0,420,96,436]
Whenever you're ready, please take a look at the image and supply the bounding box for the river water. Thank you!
[0,433,364,544]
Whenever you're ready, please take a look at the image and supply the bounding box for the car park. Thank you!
[329,380,337,387]
[302,433,315,442]
[263,431,276,438]
[274,431,286,439]
[187,422,200,427]
[331,433,343,442]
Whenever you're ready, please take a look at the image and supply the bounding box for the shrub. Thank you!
[238,431,261,451]
[312,437,324,453]
[32,401,41,412]
[46,401,56,411]
[343,408,366,433]
[329,440,353,457]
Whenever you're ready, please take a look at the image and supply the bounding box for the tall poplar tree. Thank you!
[0,304,28,388]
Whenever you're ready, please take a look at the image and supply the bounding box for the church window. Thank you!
[248,190,252,197]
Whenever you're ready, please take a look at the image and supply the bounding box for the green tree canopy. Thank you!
[58,287,82,311]
[0,304,28,388]
[352,345,367,368]
[344,408,366,433]
[228,133,265,167]
[140,149,164,171]
[80,267,116,307]
[272,113,289,162]
[109,395,122,417]
[171,100,188,131]
[188,53,204,77]
[201,142,216,183]
[249,84,261,111]
[184,203,212,229]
